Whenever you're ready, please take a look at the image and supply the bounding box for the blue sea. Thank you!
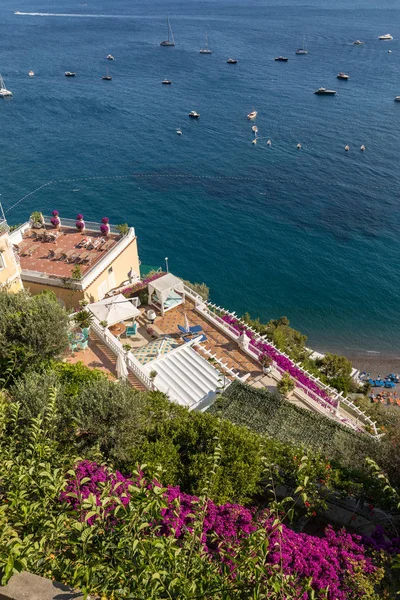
[1,0,400,357]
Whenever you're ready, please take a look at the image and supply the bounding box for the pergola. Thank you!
[87,294,140,326]
[148,273,185,316]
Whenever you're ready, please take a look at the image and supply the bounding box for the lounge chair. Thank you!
[177,324,203,336]
[126,323,137,337]
[183,334,207,343]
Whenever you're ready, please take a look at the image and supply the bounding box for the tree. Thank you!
[277,372,296,397]
[318,353,352,380]
[0,290,69,382]
[182,280,210,301]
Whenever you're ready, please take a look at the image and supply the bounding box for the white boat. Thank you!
[188,111,200,118]
[162,79,172,85]
[353,40,364,45]
[227,58,237,64]
[345,145,350,151]
[379,34,393,40]
[337,72,349,80]
[247,111,257,120]
[0,75,12,97]
[394,96,400,102]
[267,139,272,146]
[360,144,366,151]
[65,71,76,77]
[106,54,114,60]
[176,128,182,135]
[28,70,34,77]
[295,36,308,55]
[160,16,175,46]
[297,143,302,150]
[102,67,112,81]
[251,125,258,133]
[200,34,212,54]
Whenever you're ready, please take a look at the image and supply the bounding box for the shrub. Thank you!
[182,279,210,301]
[277,371,295,396]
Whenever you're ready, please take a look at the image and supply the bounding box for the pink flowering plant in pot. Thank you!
[50,210,61,228]
[76,213,85,232]
[100,217,110,236]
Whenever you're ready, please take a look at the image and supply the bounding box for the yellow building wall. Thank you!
[21,236,141,308]
[0,233,23,292]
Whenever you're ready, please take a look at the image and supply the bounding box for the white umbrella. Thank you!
[88,294,140,326]
[184,313,190,332]
[116,353,129,381]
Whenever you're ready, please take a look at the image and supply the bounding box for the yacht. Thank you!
[160,16,175,46]
[379,34,393,40]
[275,56,288,62]
[0,75,12,97]
[102,68,112,81]
[200,34,212,54]
[247,111,257,120]
[188,111,200,118]
[106,54,115,60]
[162,79,172,84]
[353,40,364,45]
[227,58,237,64]
[394,96,400,102]
[28,70,34,77]
[314,87,336,95]
[295,36,308,55]
[337,72,349,80]
[65,72,76,77]
[176,128,182,135]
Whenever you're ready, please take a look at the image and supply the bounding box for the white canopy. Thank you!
[88,294,140,326]
[116,353,129,381]
[148,273,185,315]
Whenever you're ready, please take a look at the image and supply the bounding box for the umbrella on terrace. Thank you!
[116,353,129,381]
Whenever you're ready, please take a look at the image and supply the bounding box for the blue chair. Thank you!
[78,340,89,351]
[69,342,78,352]
[178,324,203,336]
[82,327,90,340]
[126,323,137,337]
[183,334,207,343]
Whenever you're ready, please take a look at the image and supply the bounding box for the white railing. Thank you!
[126,353,153,389]
[193,341,241,382]
[180,286,378,436]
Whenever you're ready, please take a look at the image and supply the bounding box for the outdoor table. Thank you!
[73,333,85,343]
[109,322,127,339]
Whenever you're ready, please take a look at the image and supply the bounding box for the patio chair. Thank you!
[178,324,203,336]
[82,327,90,340]
[126,323,137,337]
[78,340,89,351]
[69,342,78,352]
[183,334,207,343]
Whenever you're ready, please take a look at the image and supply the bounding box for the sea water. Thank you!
[1,0,400,356]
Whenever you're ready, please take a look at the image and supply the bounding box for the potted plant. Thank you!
[74,309,94,330]
[30,211,43,229]
[100,217,110,236]
[76,214,85,232]
[122,343,131,353]
[50,210,61,229]
[277,371,296,398]
[149,369,157,389]
[100,320,108,329]
[259,353,273,375]
[116,223,129,236]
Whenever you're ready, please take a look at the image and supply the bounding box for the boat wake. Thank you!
[14,11,134,18]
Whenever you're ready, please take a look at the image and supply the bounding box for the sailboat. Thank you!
[0,74,12,97]
[200,34,212,54]
[295,36,308,55]
[102,67,112,81]
[160,16,175,46]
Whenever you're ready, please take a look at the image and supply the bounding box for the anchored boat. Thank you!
[0,74,12,97]
[160,16,175,46]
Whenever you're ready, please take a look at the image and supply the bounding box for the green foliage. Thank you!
[277,371,296,396]
[182,279,210,301]
[116,222,129,235]
[8,223,22,232]
[73,309,94,329]
[29,211,42,224]
[316,353,354,394]
[243,313,308,362]
[70,264,82,280]
[0,290,69,383]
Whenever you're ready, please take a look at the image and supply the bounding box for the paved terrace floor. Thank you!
[65,332,146,391]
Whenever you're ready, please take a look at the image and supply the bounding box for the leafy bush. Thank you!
[277,371,295,396]
[182,279,210,301]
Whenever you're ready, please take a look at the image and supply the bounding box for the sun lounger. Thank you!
[183,334,207,343]
[177,324,203,336]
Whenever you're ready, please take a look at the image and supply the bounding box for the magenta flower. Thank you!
[76,214,84,220]
[101,217,109,224]
[52,210,59,217]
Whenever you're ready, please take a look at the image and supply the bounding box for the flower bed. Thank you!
[121,271,165,297]
[61,461,379,600]
[221,314,336,408]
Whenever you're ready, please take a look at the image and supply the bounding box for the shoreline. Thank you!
[315,348,400,379]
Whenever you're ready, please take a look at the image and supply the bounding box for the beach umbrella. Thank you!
[116,353,129,381]
[184,312,190,332]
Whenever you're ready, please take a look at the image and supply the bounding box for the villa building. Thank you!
[0,213,23,292]
[8,214,140,307]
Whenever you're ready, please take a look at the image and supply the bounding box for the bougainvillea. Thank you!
[121,272,166,297]
[61,461,379,600]
[50,209,60,228]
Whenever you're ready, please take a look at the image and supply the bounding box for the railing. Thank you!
[126,353,153,389]
[181,284,378,436]
[42,216,123,235]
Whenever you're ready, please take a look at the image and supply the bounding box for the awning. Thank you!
[148,273,185,315]
[88,293,140,326]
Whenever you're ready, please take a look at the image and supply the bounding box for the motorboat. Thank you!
[360,145,366,151]
[379,34,393,40]
[188,111,200,118]
[0,75,12,97]
[337,72,349,80]
[251,125,258,133]
[297,143,302,150]
[227,58,237,64]
[252,138,257,145]
[295,36,308,55]
[106,54,114,60]
[267,139,272,146]
[199,34,212,54]
[314,87,336,95]
[28,70,34,77]
[176,128,182,135]
[65,72,76,77]
[160,16,175,46]
[275,56,288,62]
[388,50,392,53]
[394,96,400,102]
[353,40,364,45]
[162,79,172,84]
[247,111,257,120]
[345,145,350,151]
[102,67,112,80]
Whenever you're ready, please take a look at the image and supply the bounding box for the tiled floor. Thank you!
[65,332,146,391]
[141,299,263,380]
